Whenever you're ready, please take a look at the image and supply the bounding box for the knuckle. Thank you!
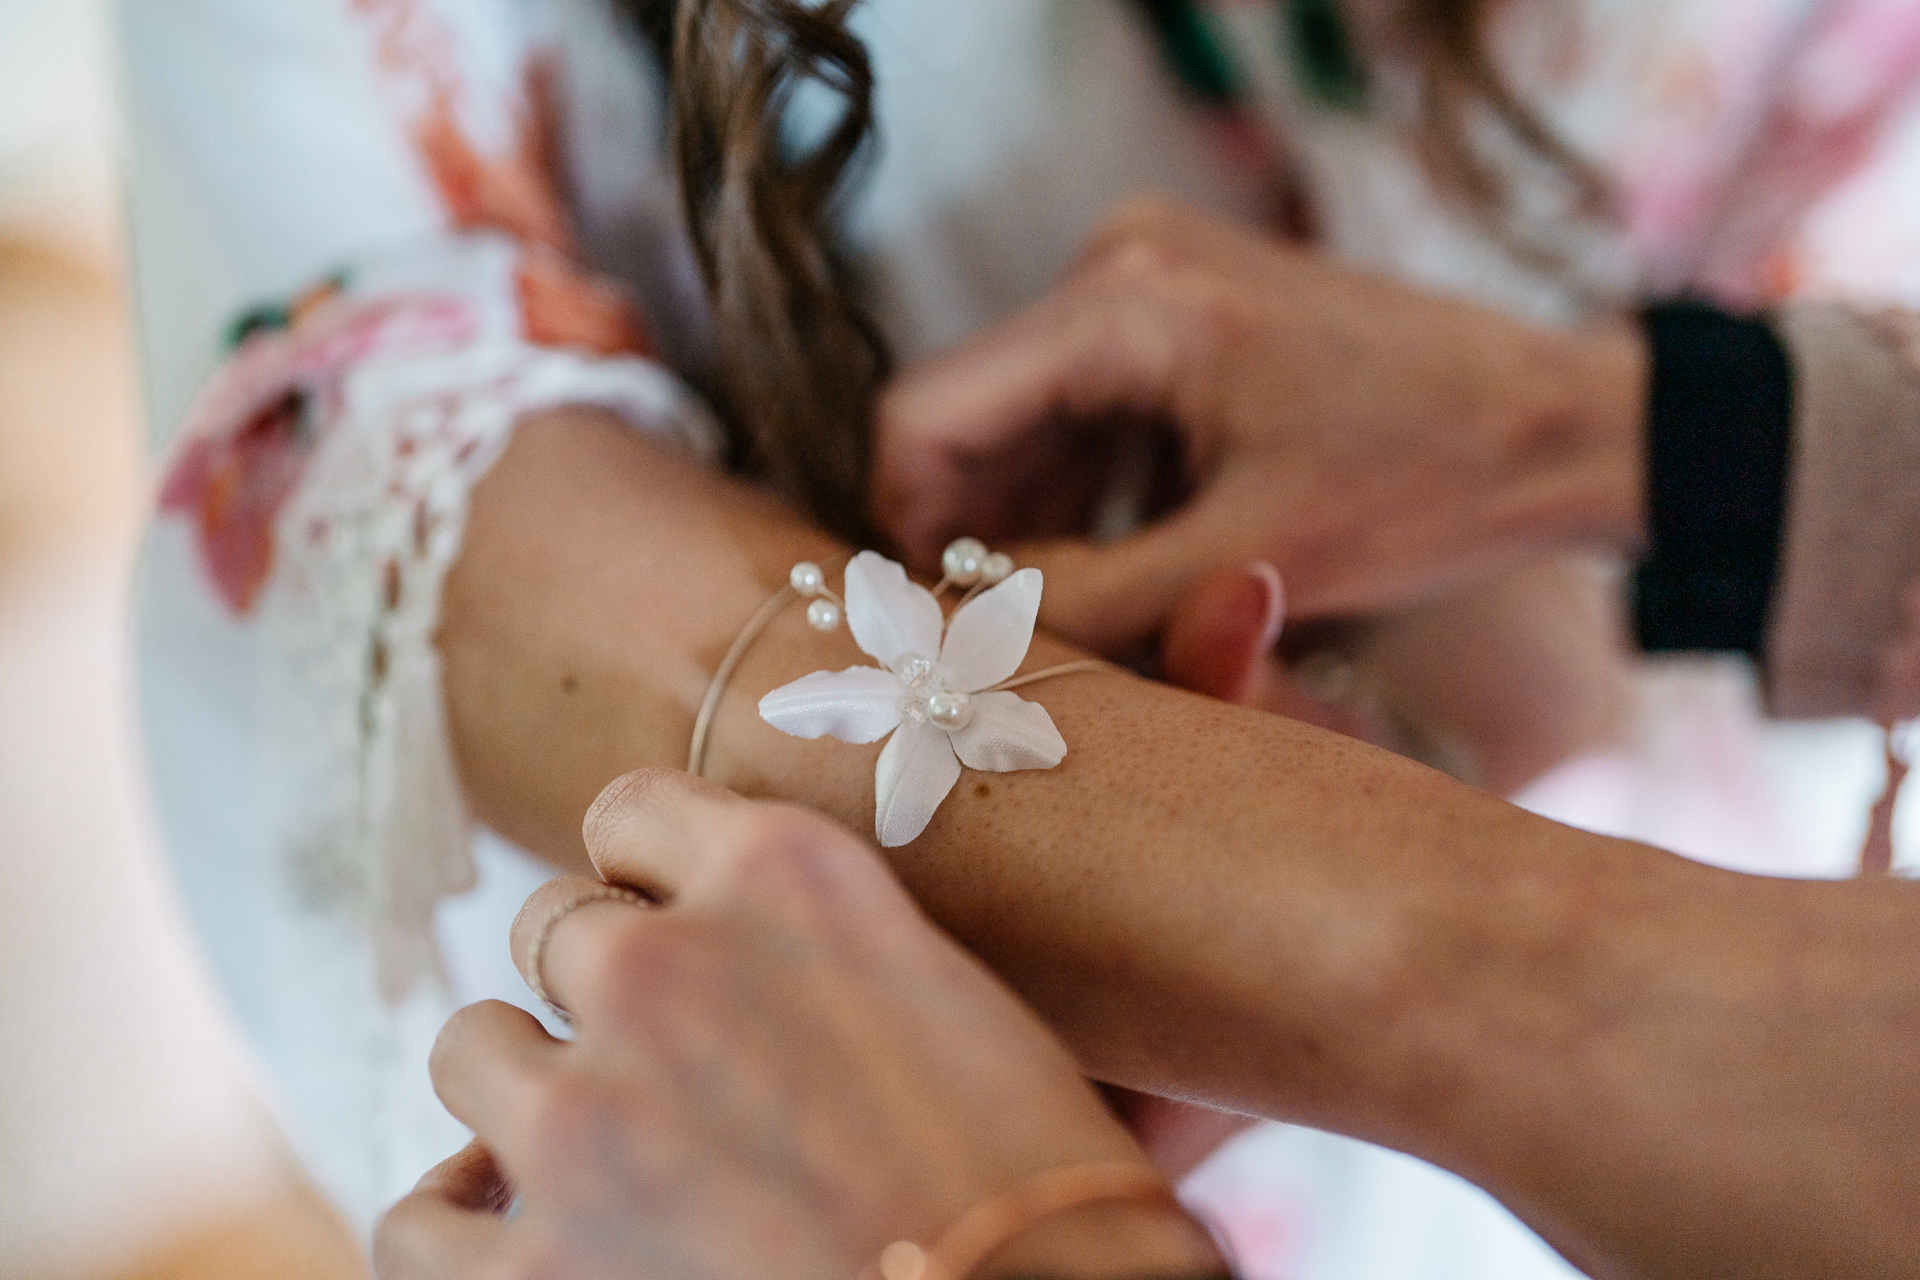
[1092,192,1185,250]
[717,805,851,894]
[584,912,716,1019]
[1175,278,1254,371]
[1094,233,1190,294]
[1082,195,1204,280]
[595,912,674,979]
[523,1068,605,1155]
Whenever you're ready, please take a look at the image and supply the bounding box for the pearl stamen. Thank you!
[789,562,826,597]
[941,537,989,587]
[926,688,973,731]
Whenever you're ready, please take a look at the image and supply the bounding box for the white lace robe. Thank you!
[127,0,1920,1270]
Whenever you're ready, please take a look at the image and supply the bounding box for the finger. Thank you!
[873,286,1178,566]
[587,769,907,945]
[429,1000,562,1151]
[374,1149,513,1280]
[1160,564,1285,707]
[592,767,933,952]
[1012,494,1260,656]
[508,874,655,1020]
[580,767,752,902]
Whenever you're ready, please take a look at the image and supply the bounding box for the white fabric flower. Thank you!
[759,551,1067,847]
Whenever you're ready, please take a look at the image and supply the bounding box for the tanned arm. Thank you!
[439,406,1920,1280]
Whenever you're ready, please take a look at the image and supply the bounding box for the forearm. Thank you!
[441,404,1920,1274]
[436,409,1719,1235]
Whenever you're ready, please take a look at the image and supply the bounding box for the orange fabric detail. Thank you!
[351,0,575,254]
[514,244,654,359]
[409,87,573,253]
[347,2,659,355]
[288,278,346,330]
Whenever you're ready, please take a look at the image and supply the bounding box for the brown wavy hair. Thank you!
[621,0,890,540]
[616,0,1597,534]
[1396,0,1609,260]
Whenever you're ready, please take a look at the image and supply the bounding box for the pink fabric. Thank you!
[1611,2,1920,303]
[158,295,478,614]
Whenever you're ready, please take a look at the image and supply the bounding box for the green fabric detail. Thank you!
[1285,0,1368,112]
[222,270,351,351]
[1130,0,1242,105]
[225,304,291,350]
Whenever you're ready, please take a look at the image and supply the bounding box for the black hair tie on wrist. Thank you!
[1632,300,1795,658]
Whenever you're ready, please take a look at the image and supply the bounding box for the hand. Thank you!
[872,196,1649,655]
[375,770,1225,1280]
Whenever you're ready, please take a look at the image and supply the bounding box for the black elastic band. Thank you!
[1632,301,1794,656]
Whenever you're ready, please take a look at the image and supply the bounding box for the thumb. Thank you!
[1012,496,1259,656]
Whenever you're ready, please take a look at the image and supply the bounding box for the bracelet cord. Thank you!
[688,583,798,777]
[863,1159,1191,1280]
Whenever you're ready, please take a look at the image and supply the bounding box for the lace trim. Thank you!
[259,341,717,999]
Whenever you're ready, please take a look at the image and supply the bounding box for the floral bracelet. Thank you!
[688,539,1103,846]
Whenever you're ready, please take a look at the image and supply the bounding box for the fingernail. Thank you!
[1245,562,1285,647]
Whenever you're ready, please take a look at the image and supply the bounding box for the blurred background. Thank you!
[0,0,360,1275]
[0,3,1910,1279]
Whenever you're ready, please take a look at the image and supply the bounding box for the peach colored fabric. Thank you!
[1768,304,1920,720]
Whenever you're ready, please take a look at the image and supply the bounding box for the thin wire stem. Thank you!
[987,660,1109,693]
[688,584,797,776]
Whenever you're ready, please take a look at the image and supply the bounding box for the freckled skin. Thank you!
[441,409,1920,1280]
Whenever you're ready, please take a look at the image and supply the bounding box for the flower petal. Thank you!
[873,720,962,847]
[845,551,945,672]
[938,567,1042,692]
[948,690,1067,772]
[759,667,903,743]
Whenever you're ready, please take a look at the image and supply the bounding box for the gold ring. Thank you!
[526,885,648,1024]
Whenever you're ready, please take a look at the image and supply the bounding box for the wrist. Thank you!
[1499,317,1648,557]
[1367,820,1723,1195]
[976,1199,1227,1280]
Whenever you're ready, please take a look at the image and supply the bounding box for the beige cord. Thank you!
[986,659,1108,694]
[688,584,797,777]
[863,1160,1184,1280]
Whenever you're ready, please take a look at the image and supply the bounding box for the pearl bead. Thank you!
[925,688,973,731]
[941,537,988,586]
[789,561,825,596]
[981,552,1014,585]
[806,599,842,631]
